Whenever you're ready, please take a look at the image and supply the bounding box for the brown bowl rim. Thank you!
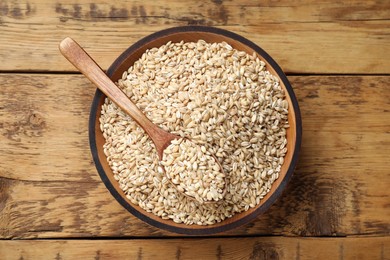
[89,26,302,235]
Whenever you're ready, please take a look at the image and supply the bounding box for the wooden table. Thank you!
[1,1,389,259]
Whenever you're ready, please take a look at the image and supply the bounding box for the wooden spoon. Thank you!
[59,37,226,203]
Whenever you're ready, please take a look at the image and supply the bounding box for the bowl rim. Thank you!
[89,25,302,235]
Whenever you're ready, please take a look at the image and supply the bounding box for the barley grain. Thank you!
[100,40,289,225]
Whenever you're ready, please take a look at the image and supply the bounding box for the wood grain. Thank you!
[1,237,389,260]
[0,74,389,238]
[0,0,389,73]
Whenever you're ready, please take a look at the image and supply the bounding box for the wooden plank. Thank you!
[0,237,389,260]
[0,75,389,238]
[0,0,389,73]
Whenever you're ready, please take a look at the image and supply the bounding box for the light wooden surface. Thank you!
[0,74,389,239]
[0,0,389,258]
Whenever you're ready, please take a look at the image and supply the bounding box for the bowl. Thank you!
[89,26,302,235]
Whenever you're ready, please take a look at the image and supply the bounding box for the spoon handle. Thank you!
[59,37,161,140]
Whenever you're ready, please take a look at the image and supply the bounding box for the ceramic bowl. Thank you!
[89,26,302,235]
